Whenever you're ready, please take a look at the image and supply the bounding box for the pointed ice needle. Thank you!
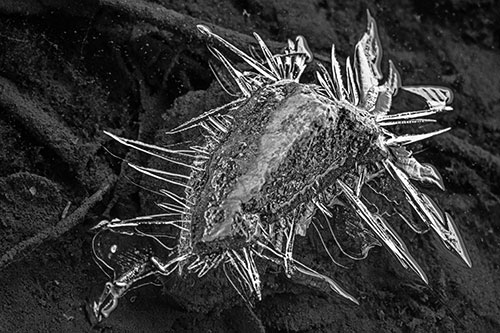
[376,106,453,123]
[385,127,451,146]
[255,240,359,304]
[384,160,472,268]
[330,44,346,101]
[337,179,429,284]
[166,98,245,134]
[197,25,276,81]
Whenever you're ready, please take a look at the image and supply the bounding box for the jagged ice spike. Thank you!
[197,24,276,81]
[336,179,428,283]
[383,160,470,267]
[166,98,245,134]
[384,127,451,146]
[330,44,346,101]
[208,45,254,97]
[354,9,383,105]
[401,85,454,109]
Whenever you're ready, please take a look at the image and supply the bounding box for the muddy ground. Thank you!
[1,0,500,332]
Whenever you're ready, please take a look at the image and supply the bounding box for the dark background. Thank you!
[1,0,499,332]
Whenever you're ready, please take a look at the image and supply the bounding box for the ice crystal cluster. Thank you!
[91,11,470,321]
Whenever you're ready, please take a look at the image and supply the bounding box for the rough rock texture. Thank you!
[0,0,499,332]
